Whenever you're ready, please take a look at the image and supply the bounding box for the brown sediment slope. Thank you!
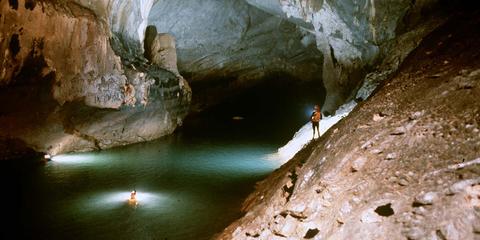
[217,8,480,240]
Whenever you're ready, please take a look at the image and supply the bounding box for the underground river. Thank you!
[1,79,324,240]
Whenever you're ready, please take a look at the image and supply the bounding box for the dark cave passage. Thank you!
[184,74,326,144]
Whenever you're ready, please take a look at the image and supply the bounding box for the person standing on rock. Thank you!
[311,105,322,140]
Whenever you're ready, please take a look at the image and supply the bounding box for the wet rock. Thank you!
[248,0,443,112]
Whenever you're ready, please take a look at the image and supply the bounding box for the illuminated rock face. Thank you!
[0,0,322,155]
[217,9,480,239]
[0,0,190,155]
[245,0,440,113]
[0,0,444,156]
[147,0,323,111]
[144,26,180,76]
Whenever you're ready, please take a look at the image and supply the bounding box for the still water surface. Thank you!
[17,126,280,240]
[3,79,323,239]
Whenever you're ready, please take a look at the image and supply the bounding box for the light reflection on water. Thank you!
[51,154,102,165]
[2,78,324,240]
[23,135,281,240]
[78,191,167,211]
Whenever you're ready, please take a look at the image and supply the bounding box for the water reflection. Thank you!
[23,137,280,240]
[50,153,104,166]
[78,190,167,211]
[3,77,324,240]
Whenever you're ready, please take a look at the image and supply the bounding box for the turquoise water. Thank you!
[11,129,279,240]
[1,79,324,239]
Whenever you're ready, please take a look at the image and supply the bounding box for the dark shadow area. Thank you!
[304,228,320,239]
[374,203,395,217]
[181,73,326,146]
[0,156,44,239]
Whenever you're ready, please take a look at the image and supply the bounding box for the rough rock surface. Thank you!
[0,0,465,158]
[144,26,180,76]
[246,0,444,113]
[0,0,190,157]
[217,8,480,240]
[148,0,323,111]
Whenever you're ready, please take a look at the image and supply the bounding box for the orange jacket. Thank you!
[311,111,321,122]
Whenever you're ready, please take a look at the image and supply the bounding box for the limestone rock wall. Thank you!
[148,0,324,111]
[144,26,180,76]
[246,0,441,113]
[0,0,125,108]
[0,0,191,156]
[0,0,452,157]
[108,0,154,63]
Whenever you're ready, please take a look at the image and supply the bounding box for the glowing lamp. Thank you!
[44,154,51,160]
[129,190,138,206]
[130,190,137,200]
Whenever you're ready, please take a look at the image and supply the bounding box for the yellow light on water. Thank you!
[129,190,138,206]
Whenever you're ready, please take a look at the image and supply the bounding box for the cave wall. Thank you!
[246,0,441,113]
[216,8,480,239]
[148,0,324,111]
[0,0,448,157]
[0,0,125,108]
[0,0,190,156]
